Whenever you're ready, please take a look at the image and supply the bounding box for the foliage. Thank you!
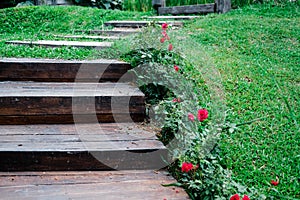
[123,0,298,11]
[231,0,299,8]
[16,1,34,7]
[123,0,155,12]
[0,4,299,199]
[120,4,299,199]
[73,0,123,9]
[0,0,25,9]
[123,0,214,12]
[120,23,265,199]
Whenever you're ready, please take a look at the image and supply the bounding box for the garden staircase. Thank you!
[5,18,185,48]
[0,19,191,199]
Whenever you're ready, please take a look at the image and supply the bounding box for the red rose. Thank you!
[230,194,240,200]
[160,37,165,43]
[197,109,208,122]
[174,65,179,72]
[162,31,167,37]
[162,23,168,30]
[242,195,250,200]
[172,98,181,102]
[181,162,194,172]
[168,43,173,51]
[271,180,279,186]
[188,113,195,122]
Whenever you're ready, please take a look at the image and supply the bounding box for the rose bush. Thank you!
[121,22,265,200]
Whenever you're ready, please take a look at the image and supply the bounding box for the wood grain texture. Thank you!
[158,4,215,15]
[145,15,199,20]
[104,21,183,28]
[77,29,140,36]
[54,34,121,40]
[0,58,132,82]
[0,114,145,124]
[216,0,231,13]
[0,123,167,171]
[0,82,145,124]
[0,170,189,200]
[6,40,112,49]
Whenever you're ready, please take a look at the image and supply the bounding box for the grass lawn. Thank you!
[181,5,299,199]
[0,3,299,199]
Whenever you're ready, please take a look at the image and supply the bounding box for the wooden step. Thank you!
[0,58,132,82]
[0,170,189,199]
[104,20,184,28]
[144,15,199,20]
[80,29,141,36]
[0,82,145,124]
[158,4,215,15]
[53,34,122,40]
[0,123,167,171]
[5,40,112,49]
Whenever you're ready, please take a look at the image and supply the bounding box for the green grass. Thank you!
[0,5,149,59]
[0,4,299,199]
[123,0,215,12]
[123,0,293,11]
[183,4,299,198]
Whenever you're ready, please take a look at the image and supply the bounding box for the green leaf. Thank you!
[162,182,183,187]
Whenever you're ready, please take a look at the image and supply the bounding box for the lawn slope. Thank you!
[0,4,299,199]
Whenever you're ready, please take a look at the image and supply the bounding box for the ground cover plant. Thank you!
[0,3,299,199]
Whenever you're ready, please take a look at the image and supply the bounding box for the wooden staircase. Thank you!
[0,20,190,199]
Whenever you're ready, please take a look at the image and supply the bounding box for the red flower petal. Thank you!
[188,113,195,122]
[242,195,250,200]
[174,65,179,72]
[181,162,194,173]
[197,109,208,122]
[165,35,170,40]
[271,180,279,186]
[162,23,168,30]
[230,194,240,200]
[168,43,173,51]
[172,98,181,102]
[162,31,167,37]
[160,37,165,43]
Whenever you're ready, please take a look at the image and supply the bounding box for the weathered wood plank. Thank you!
[53,34,121,40]
[0,123,158,136]
[216,0,231,13]
[79,29,141,36]
[158,4,215,15]
[5,40,112,49]
[0,149,168,171]
[0,82,143,97]
[0,140,163,151]
[104,21,183,28]
[145,15,199,20]
[0,171,189,200]
[0,134,158,142]
[0,123,167,171]
[0,114,145,124]
[0,82,145,124]
[0,124,162,151]
[0,170,172,185]
[0,58,132,82]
